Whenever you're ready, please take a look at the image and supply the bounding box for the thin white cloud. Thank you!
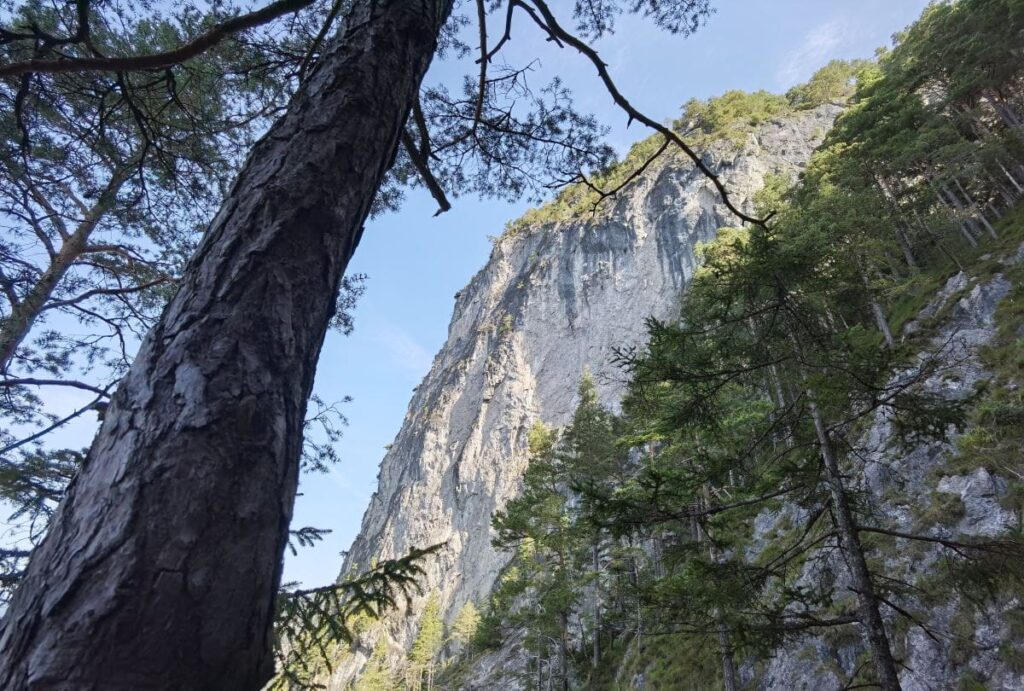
[776,19,845,88]
[370,321,434,378]
[324,466,352,491]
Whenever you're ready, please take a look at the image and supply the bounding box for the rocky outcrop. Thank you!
[327,106,841,688]
[756,264,1024,691]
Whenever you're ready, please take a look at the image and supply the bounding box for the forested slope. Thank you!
[334,1,1024,689]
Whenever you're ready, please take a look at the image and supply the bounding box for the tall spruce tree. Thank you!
[493,421,582,691]
[407,592,444,691]
[593,11,1024,679]
[491,377,624,689]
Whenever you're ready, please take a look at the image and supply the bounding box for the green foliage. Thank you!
[589,633,721,689]
[354,645,400,691]
[676,90,791,144]
[450,601,482,648]
[950,221,1024,496]
[485,377,624,687]
[470,596,506,651]
[505,132,669,235]
[0,448,81,603]
[501,61,873,239]
[499,313,516,335]
[914,491,967,528]
[999,607,1024,672]
[958,675,990,691]
[406,592,444,690]
[786,59,874,109]
[270,544,442,690]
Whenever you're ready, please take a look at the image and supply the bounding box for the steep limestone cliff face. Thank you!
[327,106,841,688]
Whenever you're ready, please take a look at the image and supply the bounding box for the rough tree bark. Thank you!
[0,0,452,688]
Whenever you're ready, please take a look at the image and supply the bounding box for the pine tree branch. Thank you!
[0,378,112,397]
[573,136,670,214]
[0,0,316,78]
[40,276,171,312]
[856,525,1023,558]
[0,389,111,456]
[402,130,452,215]
[296,0,345,83]
[525,0,769,227]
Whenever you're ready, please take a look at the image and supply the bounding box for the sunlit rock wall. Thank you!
[328,106,841,688]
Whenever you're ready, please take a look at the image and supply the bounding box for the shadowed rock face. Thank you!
[327,106,841,688]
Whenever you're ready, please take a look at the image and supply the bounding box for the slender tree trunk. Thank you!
[953,178,997,239]
[894,228,919,271]
[985,91,1024,135]
[631,555,643,655]
[958,103,993,139]
[696,491,738,691]
[868,176,917,270]
[766,358,796,448]
[860,268,895,348]
[912,208,964,271]
[871,174,919,270]
[942,182,990,241]
[592,542,601,668]
[869,300,895,348]
[718,628,739,691]
[998,160,1023,193]
[808,400,902,691]
[559,610,570,691]
[0,0,451,688]
[987,173,1017,207]
[766,362,786,410]
[937,190,979,247]
[0,168,130,372]
[652,535,665,578]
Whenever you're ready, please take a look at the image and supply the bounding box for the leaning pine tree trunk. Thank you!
[809,399,902,691]
[785,320,901,691]
[0,0,452,688]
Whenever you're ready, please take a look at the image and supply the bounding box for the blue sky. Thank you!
[0,0,933,589]
[286,0,934,587]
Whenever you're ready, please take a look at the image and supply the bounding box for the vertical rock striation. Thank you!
[329,106,841,687]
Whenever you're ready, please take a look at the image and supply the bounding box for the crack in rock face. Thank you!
[326,107,842,688]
